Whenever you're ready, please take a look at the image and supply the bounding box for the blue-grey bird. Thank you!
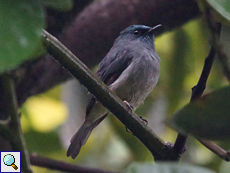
[67,24,161,159]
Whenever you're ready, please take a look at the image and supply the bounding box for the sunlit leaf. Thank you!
[167,86,230,140]
[22,96,67,132]
[0,0,45,73]
[127,162,216,173]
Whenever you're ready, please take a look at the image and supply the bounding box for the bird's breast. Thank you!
[109,53,160,109]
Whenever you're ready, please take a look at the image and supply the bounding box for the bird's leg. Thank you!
[123,100,134,111]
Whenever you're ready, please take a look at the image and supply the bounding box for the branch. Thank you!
[0,74,32,172]
[173,8,230,161]
[30,155,122,173]
[191,46,216,101]
[42,30,181,161]
[173,44,217,158]
[12,0,201,106]
[198,139,230,161]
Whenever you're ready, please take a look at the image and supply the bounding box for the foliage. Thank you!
[167,86,230,140]
[0,0,230,173]
[0,0,72,73]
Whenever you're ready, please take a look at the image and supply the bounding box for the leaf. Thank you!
[24,130,63,154]
[39,0,73,11]
[167,86,230,140]
[205,0,230,24]
[127,162,216,173]
[0,0,45,73]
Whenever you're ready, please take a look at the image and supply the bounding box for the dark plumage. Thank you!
[67,24,161,159]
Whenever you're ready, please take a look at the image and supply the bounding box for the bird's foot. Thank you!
[139,116,148,126]
[123,100,133,111]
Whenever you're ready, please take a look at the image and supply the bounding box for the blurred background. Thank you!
[19,17,230,172]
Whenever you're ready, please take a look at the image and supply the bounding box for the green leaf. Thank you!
[127,162,216,173]
[39,0,73,11]
[0,0,45,73]
[206,0,230,24]
[24,130,62,154]
[167,86,230,140]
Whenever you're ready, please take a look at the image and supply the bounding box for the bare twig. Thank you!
[173,7,230,162]
[30,155,123,173]
[42,30,181,161]
[198,139,230,161]
[173,44,216,157]
[191,46,216,101]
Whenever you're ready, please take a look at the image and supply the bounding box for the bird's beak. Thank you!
[148,24,162,34]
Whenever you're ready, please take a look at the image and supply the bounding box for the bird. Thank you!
[67,24,161,159]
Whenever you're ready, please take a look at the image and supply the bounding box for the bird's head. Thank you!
[117,24,161,44]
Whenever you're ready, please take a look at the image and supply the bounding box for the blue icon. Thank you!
[3,154,18,170]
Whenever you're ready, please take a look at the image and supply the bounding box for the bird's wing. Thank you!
[86,48,133,116]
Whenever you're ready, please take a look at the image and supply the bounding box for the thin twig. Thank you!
[173,8,230,161]
[173,45,216,156]
[0,73,32,172]
[195,11,230,162]
[30,155,123,173]
[42,30,181,161]
[198,139,230,161]
[191,46,216,101]
[173,36,217,160]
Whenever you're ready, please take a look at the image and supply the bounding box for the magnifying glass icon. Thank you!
[3,154,18,170]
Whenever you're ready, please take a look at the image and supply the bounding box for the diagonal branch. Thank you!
[12,0,201,107]
[42,30,181,161]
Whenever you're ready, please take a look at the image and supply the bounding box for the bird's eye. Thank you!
[133,30,140,36]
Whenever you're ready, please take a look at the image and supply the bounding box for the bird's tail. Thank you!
[67,114,107,159]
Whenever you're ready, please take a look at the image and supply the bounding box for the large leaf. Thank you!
[127,162,216,173]
[205,0,230,24]
[0,0,45,73]
[167,86,230,140]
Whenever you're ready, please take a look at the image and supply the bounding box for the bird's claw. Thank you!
[123,100,134,111]
[140,116,148,126]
